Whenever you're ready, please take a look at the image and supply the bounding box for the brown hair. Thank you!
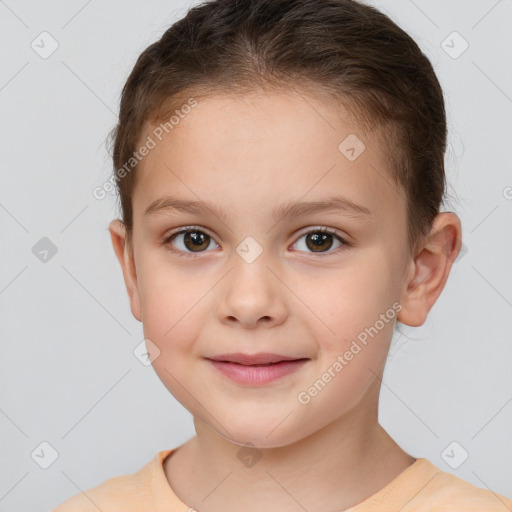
[107,0,449,258]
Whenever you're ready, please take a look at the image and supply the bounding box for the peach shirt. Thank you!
[53,448,512,511]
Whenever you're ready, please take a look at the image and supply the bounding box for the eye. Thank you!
[163,225,350,258]
[292,227,349,254]
[163,226,219,256]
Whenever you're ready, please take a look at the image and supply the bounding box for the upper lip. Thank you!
[206,352,308,365]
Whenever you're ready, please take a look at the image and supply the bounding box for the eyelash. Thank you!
[162,225,351,258]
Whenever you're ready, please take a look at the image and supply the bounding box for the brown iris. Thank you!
[305,231,334,252]
[184,230,210,252]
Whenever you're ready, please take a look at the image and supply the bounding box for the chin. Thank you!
[211,421,306,450]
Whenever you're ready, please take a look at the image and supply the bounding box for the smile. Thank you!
[207,358,309,386]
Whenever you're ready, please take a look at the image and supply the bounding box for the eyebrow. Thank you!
[144,195,373,222]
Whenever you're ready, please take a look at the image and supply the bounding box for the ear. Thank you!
[108,219,142,322]
[397,212,462,327]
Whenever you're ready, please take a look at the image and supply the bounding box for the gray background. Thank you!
[1,0,511,510]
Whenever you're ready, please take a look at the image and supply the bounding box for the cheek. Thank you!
[296,257,397,366]
[137,251,197,325]
[295,255,394,327]
[140,285,205,407]
[138,268,204,363]
[142,293,200,350]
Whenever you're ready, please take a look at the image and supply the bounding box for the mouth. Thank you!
[205,353,310,386]
[228,361,301,366]
[206,352,309,366]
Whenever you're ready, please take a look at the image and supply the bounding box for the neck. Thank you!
[164,386,415,512]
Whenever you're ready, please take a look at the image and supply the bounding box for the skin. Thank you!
[109,88,462,512]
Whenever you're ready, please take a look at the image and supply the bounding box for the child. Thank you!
[53,0,512,510]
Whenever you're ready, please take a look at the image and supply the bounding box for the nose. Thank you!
[214,249,288,329]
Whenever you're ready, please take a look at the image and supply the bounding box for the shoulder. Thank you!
[426,471,512,510]
[51,451,169,512]
[411,460,512,511]
[51,474,140,512]
[359,458,512,511]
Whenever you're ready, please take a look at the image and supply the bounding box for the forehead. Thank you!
[133,90,405,226]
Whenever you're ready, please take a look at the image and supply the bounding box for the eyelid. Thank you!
[164,225,347,240]
[294,225,346,240]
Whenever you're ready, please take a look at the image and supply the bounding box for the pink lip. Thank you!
[206,357,309,386]
[207,352,305,365]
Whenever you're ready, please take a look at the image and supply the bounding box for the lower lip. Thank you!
[207,359,309,385]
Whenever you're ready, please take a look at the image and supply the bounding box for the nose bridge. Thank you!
[215,236,287,327]
[229,236,276,298]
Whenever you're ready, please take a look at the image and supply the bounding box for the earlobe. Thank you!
[397,212,462,327]
[108,219,142,322]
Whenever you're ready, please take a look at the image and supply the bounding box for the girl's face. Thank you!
[113,89,417,448]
